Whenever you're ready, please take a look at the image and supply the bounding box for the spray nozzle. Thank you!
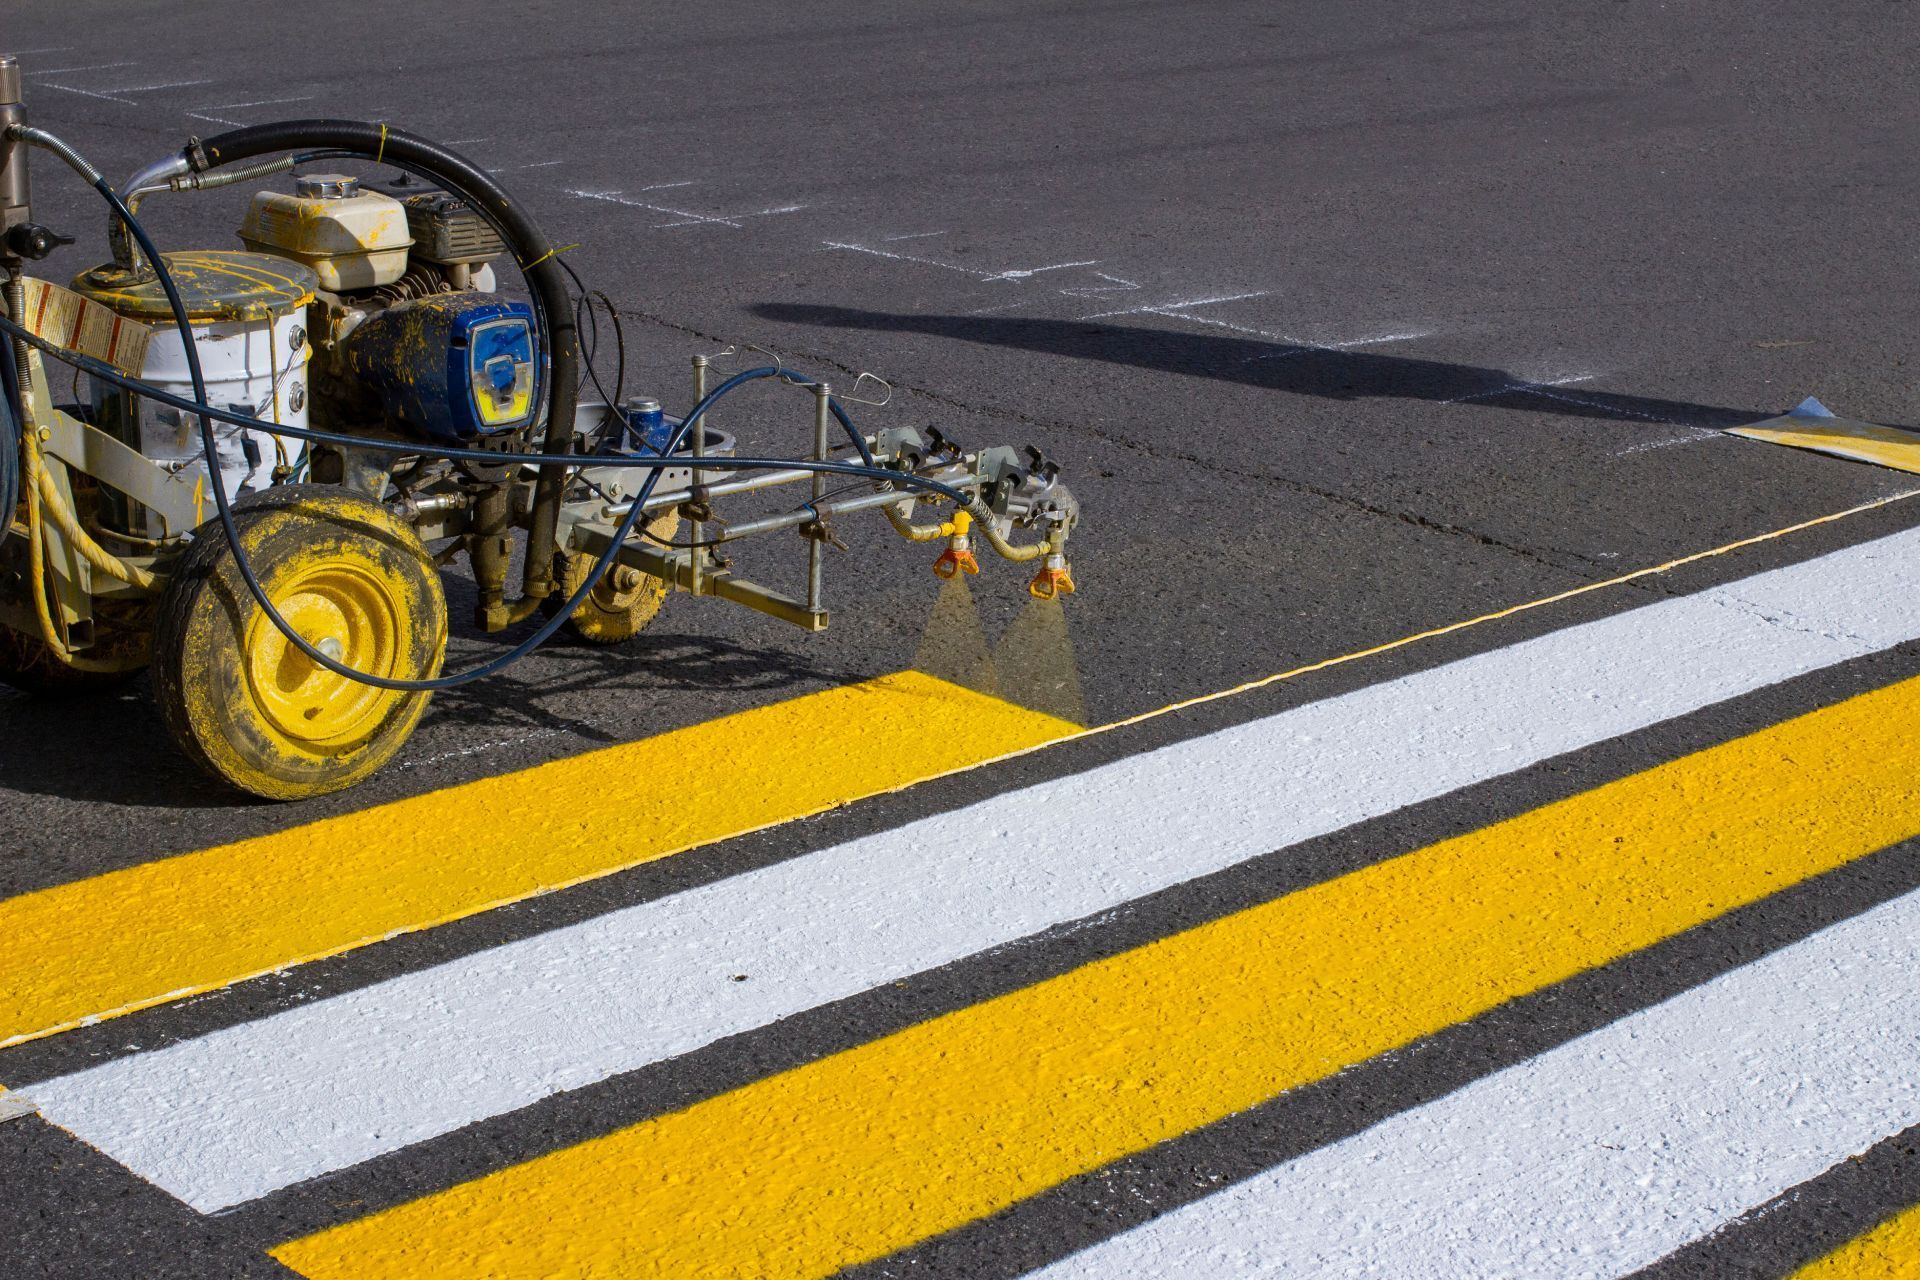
[1028,550,1075,600]
[933,509,980,578]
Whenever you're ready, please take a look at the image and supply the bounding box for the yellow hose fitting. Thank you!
[933,510,979,578]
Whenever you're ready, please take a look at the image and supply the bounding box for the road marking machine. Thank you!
[0,54,1079,798]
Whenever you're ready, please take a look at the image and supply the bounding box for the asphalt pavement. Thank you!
[4,2,1920,1276]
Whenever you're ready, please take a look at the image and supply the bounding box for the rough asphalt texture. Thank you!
[4,2,1919,1275]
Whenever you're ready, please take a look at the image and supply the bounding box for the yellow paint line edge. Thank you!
[273,669,1920,1280]
[0,672,1075,1050]
[1792,1201,1920,1278]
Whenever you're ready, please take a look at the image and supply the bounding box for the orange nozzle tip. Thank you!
[934,549,980,578]
[1028,566,1076,599]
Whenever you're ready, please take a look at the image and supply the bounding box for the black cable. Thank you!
[0,322,22,546]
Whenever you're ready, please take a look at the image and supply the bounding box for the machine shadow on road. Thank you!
[753,304,1762,429]
[0,631,850,813]
[425,631,857,747]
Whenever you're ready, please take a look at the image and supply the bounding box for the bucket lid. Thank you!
[72,251,319,323]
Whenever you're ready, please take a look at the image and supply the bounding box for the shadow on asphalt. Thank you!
[752,304,1762,428]
[0,632,847,811]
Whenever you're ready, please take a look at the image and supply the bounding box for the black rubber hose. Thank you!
[0,321,21,548]
[194,120,579,600]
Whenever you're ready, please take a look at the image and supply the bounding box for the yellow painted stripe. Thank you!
[272,672,1920,1280]
[0,672,1074,1049]
[1793,1202,1920,1278]
[1731,419,1920,475]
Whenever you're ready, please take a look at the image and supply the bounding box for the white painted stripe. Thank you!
[31,526,1920,1212]
[1030,884,1920,1280]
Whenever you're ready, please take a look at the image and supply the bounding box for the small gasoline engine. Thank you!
[0,53,1079,799]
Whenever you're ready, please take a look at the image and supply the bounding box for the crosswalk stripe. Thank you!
[1791,1203,1920,1278]
[0,672,1075,1050]
[266,668,1920,1280]
[29,523,1920,1213]
[1031,878,1920,1279]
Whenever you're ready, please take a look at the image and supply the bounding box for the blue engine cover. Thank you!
[339,292,539,441]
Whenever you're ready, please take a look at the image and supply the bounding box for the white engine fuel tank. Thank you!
[239,173,413,291]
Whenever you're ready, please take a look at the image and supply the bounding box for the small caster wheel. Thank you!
[556,511,679,645]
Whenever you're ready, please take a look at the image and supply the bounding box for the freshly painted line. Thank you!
[1792,1202,1920,1278]
[36,525,1920,1215]
[1032,886,1920,1280]
[0,672,1074,1050]
[267,671,1920,1280]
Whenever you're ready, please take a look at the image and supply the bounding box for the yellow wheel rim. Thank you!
[243,554,405,752]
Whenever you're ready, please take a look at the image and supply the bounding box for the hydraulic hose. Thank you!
[0,295,22,547]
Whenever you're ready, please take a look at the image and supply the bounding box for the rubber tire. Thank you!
[558,511,679,645]
[151,485,446,801]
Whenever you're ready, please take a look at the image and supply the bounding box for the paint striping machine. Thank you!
[0,54,1079,799]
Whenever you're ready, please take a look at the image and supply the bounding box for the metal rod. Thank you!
[572,524,829,632]
[688,354,707,595]
[807,382,829,616]
[629,466,815,514]
[601,460,974,522]
[719,485,932,539]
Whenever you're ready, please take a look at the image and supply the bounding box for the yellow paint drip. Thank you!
[0,672,1074,1050]
[275,673,1920,1280]
[1792,1202,1920,1278]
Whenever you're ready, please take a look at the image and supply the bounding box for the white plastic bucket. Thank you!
[100,310,310,535]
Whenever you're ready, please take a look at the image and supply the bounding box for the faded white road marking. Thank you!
[1615,429,1722,457]
[187,95,315,111]
[30,526,1920,1212]
[654,202,805,228]
[824,240,993,277]
[1060,271,1142,299]
[1033,885,1920,1279]
[36,82,136,105]
[882,230,949,241]
[982,260,1101,282]
[1243,329,1434,361]
[184,94,315,125]
[825,240,1101,284]
[24,61,137,77]
[1080,291,1270,320]
[90,77,212,94]
[1443,372,1600,404]
[574,188,803,229]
